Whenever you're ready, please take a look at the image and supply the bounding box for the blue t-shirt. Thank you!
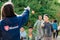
[52,23,58,30]
[0,9,29,40]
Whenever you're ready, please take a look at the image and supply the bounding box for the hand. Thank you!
[54,30,56,32]
[41,24,44,27]
[24,6,30,11]
[4,25,9,31]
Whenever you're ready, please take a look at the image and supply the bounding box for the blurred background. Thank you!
[0,0,60,27]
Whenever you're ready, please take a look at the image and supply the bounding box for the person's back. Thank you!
[0,9,29,40]
[52,23,57,30]
[52,20,58,39]
[1,16,20,40]
[0,2,30,40]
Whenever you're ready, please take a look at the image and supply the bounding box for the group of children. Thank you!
[20,27,35,40]
[20,14,59,40]
[20,14,58,40]
[35,14,59,40]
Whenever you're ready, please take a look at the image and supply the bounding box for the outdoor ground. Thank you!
[57,36,60,40]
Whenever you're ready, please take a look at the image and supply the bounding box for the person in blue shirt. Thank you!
[20,27,27,40]
[0,2,30,40]
[52,20,58,39]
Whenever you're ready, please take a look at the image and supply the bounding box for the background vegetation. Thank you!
[0,0,60,27]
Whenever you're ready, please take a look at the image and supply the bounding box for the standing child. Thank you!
[52,20,58,39]
[43,14,53,40]
[34,15,44,40]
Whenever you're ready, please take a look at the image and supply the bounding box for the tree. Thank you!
[0,0,60,26]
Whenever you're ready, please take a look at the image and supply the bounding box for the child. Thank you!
[34,15,44,40]
[43,14,53,40]
[27,27,35,40]
[20,27,27,40]
[0,2,30,40]
[52,20,58,39]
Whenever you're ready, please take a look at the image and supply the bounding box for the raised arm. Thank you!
[34,20,38,29]
[19,6,30,28]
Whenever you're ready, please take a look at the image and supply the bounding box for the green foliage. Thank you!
[0,0,60,26]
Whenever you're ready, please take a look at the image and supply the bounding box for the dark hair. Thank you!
[54,20,57,23]
[1,2,16,19]
[44,14,49,17]
[20,27,24,29]
[29,27,33,29]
